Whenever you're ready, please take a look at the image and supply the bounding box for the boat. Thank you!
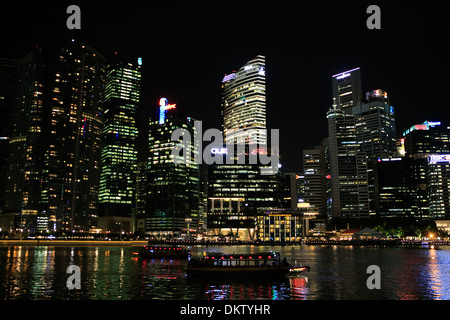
[132,244,190,259]
[186,252,307,277]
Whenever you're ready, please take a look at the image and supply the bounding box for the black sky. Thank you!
[2,1,450,172]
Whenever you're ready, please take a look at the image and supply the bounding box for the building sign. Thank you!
[429,154,450,164]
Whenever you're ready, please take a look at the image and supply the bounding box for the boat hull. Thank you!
[186,266,292,277]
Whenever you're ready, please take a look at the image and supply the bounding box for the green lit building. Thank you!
[145,101,200,240]
[98,55,142,219]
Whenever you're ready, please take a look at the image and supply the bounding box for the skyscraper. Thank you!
[207,55,282,241]
[5,48,46,232]
[403,121,450,220]
[331,67,362,114]
[326,101,370,220]
[353,90,397,159]
[145,100,199,240]
[302,146,326,219]
[0,58,18,214]
[98,55,142,218]
[222,55,266,146]
[42,39,106,232]
[427,154,450,219]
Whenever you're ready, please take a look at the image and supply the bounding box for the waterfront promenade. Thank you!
[0,240,148,246]
[1,238,450,247]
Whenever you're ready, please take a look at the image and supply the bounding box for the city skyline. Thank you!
[2,2,449,172]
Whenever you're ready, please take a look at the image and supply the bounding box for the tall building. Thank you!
[42,39,106,232]
[353,90,397,159]
[326,101,370,220]
[353,89,397,214]
[403,121,450,220]
[5,48,46,233]
[331,67,362,114]
[207,55,282,241]
[98,55,142,218]
[376,157,419,219]
[222,55,266,146]
[427,155,450,220]
[0,58,18,215]
[302,146,326,219]
[145,100,199,240]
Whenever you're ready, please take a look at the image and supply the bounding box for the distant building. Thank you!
[402,121,450,220]
[427,155,450,219]
[207,55,282,241]
[42,39,106,232]
[0,58,18,215]
[256,208,303,242]
[375,157,420,219]
[145,101,200,240]
[326,102,370,220]
[301,146,326,219]
[331,67,362,114]
[5,47,47,233]
[99,54,142,219]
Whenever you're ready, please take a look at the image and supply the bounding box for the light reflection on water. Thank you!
[1,245,450,300]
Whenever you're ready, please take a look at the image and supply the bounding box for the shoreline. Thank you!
[0,240,148,247]
[1,239,447,248]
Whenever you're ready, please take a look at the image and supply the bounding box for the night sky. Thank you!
[2,1,449,172]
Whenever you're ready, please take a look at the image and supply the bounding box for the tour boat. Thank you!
[186,252,305,277]
[133,244,190,259]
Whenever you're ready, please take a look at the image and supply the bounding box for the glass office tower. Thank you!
[326,101,370,220]
[99,55,142,218]
[222,55,266,146]
[207,55,282,241]
[5,48,46,233]
[331,67,362,114]
[42,39,106,232]
[146,101,200,240]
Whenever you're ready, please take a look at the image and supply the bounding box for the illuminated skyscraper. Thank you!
[402,121,450,219]
[222,55,266,146]
[332,67,362,114]
[98,55,141,218]
[207,55,282,241]
[326,101,370,220]
[427,155,450,219]
[353,90,397,159]
[5,48,46,232]
[145,101,199,239]
[0,58,18,213]
[42,39,106,232]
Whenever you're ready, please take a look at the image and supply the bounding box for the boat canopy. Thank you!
[204,252,280,261]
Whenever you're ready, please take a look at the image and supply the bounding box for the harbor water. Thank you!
[1,244,449,300]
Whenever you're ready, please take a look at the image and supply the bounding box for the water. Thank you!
[1,244,450,300]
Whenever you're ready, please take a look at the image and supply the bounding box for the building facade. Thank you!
[5,48,46,233]
[98,55,141,219]
[42,39,106,232]
[326,102,370,220]
[145,101,200,239]
[331,67,362,113]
